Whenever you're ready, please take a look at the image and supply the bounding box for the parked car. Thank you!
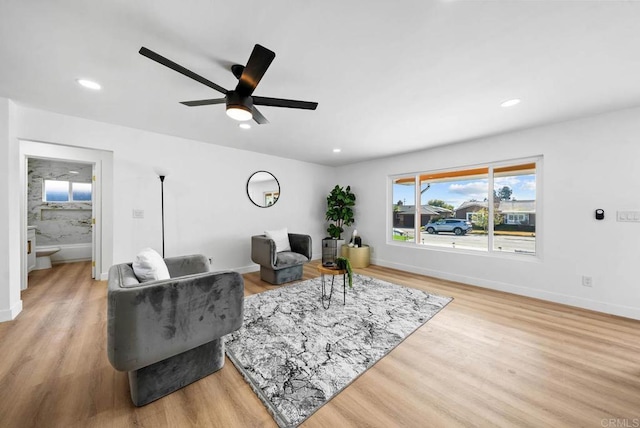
[425,219,472,235]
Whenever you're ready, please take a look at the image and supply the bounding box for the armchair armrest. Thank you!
[107,267,244,372]
[289,233,312,259]
[251,235,276,268]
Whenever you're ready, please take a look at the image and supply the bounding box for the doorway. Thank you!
[19,140,113,291]
[25,157,96,281]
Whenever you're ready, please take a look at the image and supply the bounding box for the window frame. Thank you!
[388,156,542,259]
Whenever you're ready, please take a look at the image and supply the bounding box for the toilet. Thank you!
[35,246,61,270]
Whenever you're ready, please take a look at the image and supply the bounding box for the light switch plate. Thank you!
[617,211,640,222]
[132,209,144,219]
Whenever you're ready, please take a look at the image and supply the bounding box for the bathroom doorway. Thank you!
[19,140,113,291]
[26,157,96,279]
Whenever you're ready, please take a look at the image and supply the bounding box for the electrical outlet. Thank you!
[581,276,593,287]
[132,209,144,219]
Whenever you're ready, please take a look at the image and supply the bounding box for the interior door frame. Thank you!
[19,140,113,290]
[24,156,98,281]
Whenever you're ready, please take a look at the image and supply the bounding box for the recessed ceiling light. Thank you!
[333,148,341,153]
[69,170,79,174]
[76,79,101,90]
[239,123,251,129]
[500,98,521,108]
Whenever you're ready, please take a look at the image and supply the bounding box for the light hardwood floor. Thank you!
[1,261,639,427]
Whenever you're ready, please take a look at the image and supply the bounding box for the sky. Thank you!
[393,174,536,209]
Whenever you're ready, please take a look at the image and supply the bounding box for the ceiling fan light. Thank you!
[226,106,253,121]
[225,91,253,121]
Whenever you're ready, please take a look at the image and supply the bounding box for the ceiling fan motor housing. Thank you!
[226,90,253,113]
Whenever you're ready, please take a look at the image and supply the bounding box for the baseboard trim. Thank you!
[52,258,92,265]
[0,300,23,322]
[235,264,260,274]
[372,257,640,321]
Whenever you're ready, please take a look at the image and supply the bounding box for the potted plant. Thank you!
[325,185,356,239]
[335,256,354,288]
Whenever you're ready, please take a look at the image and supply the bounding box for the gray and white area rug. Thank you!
[225,274,452,427]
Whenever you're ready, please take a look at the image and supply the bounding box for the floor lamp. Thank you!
[159,175,166,258]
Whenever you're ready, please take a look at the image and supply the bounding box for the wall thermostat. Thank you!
[595,209,604,220]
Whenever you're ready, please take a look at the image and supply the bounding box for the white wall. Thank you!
[0,98,9,320]
[13,105,332,270]
[4,101,640,321]
[0,104,333,320]
[0,98,22,321]
[336,107,640,319]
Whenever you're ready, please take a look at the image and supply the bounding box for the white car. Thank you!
[425,219,473,236]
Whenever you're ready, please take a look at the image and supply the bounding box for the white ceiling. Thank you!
[2,1,640,166]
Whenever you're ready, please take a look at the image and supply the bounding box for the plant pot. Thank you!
[322,238,345,267]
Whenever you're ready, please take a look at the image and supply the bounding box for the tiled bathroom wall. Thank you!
[27,158,93,245]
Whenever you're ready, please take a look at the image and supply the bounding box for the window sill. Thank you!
[386,239,542,262]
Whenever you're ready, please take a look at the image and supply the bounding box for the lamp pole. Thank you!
[159,175,165,258]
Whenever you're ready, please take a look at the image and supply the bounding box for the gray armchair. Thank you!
[107,254,244,406]
[251,233,312,284]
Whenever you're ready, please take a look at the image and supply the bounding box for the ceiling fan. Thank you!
[139,44,318,124]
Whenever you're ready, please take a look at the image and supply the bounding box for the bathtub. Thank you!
[48,243,92,264]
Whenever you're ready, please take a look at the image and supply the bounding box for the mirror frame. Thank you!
[246,170,280,208]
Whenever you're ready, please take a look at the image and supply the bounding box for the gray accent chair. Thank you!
[251,233,312,284]
[107,254,244,406]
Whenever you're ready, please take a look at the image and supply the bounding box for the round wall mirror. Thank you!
[247,171,280,208]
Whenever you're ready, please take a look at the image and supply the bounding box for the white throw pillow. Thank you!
[132,247,170,283]
[265,228,291,253]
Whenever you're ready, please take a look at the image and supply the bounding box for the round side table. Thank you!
[341,245,370,268]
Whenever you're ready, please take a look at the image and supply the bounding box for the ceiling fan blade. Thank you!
[235,44,275,97]
[251,106,269,124]
[180,98,226,107]
[139,47,228,95]
[253,96,318,110]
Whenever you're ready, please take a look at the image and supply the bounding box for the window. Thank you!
[72,182,92,201]
[505,213,529,224]
[392,177,416,242]
[44,180,92,202]
[44,180,70,202]
[493,163,536,254]
[389,158,538,256]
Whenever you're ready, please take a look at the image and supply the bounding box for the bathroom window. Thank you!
[72,182,92,201]
[43,180,92,202]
